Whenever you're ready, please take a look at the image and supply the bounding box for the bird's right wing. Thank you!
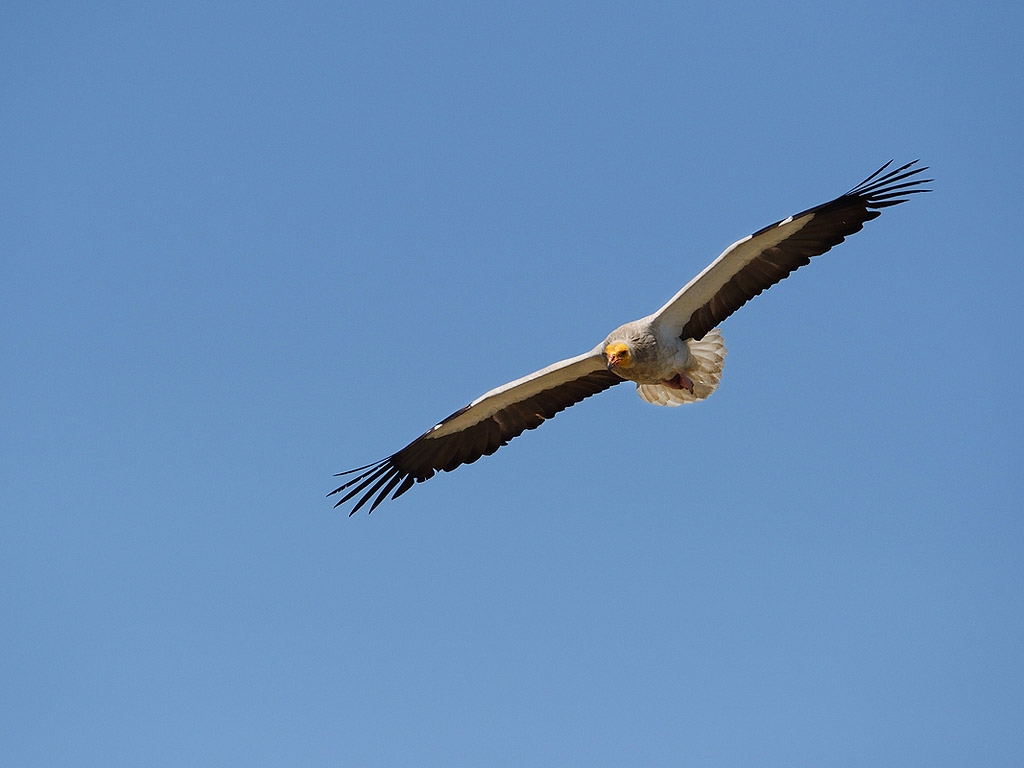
[650,161,930,341]
[330,347,622,514]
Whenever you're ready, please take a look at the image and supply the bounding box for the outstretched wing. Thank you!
[330,348,621,514]
[651,160,931,342]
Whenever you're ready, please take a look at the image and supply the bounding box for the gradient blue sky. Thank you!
[4,2,1023,766]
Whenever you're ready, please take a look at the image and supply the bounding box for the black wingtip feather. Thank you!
[849,160,931,207]
[348,467,401,515]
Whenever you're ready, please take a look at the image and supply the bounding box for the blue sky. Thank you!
[3,1,1022,765]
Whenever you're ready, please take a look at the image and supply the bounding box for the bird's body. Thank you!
[605,318,678,384]
[332,161,930,513]
[603,318,726,404]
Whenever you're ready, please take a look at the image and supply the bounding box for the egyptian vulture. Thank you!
[331,160,929,513]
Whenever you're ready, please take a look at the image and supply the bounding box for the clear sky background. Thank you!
[3,2,1022,766]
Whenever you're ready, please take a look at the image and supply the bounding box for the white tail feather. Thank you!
[636,329,727,407]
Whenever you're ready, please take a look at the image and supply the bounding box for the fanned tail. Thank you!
[637,329,727,407]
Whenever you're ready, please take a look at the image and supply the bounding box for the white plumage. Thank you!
[636,329,727,406]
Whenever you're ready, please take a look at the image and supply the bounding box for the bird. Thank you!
[331,160,930,514]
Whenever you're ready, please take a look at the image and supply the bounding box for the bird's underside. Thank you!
[331,160,930,514]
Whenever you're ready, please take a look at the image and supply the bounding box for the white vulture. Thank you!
[331,160,930,513]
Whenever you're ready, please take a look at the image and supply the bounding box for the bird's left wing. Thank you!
[650,160,930,341]
[330,347,621,514]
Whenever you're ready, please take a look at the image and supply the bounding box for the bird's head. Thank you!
[605,342,633,370]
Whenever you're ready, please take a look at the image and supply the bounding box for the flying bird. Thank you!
[331,160,930,514]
